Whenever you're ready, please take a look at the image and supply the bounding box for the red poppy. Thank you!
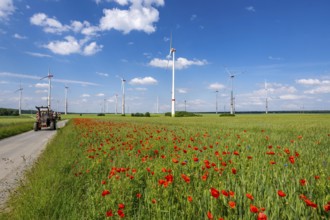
[250,204,259,213]
[152,199,157,204]
[187,196,193,202]
[106,210,113,217]
[314,175,320,180]
[324,202,330,212]
[222,190,229,197]
[277,190,286,197]
[117,209,125,218]
[118,203,125,209]
[210,187,220,199]
[246,193,254,200]
[207,211,213,219]
[231,168,237,174]
[304,199,317,208]
[136,193,142,198]
[101,180,106,185]
[181,174,190,183]
[228,201,236,208]
[102,190,110,197]
[257,212,268,220]
[172,158,179,163]
[229,191,235,197]
[300,179,307,186]
[289,156,295,164]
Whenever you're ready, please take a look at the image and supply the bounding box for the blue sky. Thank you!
[1,0,330,113]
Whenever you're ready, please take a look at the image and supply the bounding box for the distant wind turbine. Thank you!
[265,80,268,114]
[168,33,176,117]
[121,77,126,115]
[40,69,53,109]
[115,93,118,114]
[225,67,243,115]
[65,86,69,115]
[15,83,23,115]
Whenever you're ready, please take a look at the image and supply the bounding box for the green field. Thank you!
[0,115,35,140]
[1,114,329,219]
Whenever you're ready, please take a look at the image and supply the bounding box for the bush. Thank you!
[220,113,235,117]
[97,113,105,116]
[165,111,201,117]
[131,112,151,117]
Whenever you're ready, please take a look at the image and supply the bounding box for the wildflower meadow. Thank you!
[3,114,329,219]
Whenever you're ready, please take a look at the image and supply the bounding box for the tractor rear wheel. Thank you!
[33,122,38,131]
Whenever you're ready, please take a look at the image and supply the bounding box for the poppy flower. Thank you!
[210,187,220,199]
[102,190,110,197]
[229,191,235,197]
[246,193,254,200]
[257,212,268,220]
[277,190,286,197]
[231,168,237,174]
[187,196,193,202]
[324,202,330,212]
[304,199,317,208]
[136,193,142,198]
[118,203,125,209]
[152,199,157,204]
[117,210,125,218]
[228,201,236,208]
[222,190,229,197]
[106,210,113,217]
[299,179,306,186]
[207,211,213,219]
[250,204,259,213]
[172,158,179,163]
[289,156,295,164]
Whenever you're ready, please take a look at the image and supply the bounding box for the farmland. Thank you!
[0,115,35,140]
[1,114,329,219]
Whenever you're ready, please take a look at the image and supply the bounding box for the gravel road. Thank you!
[0,120,67,210]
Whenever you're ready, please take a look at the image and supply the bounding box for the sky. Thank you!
[0,0,330,114]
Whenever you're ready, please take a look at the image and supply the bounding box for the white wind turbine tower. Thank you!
[265,80,268,114]
[115,94,118,114]
[225,67,241,115]
[64,86,69,115]
[15,83,23,115]
[121,78,126,115]
[40,69,53,109]
[167,34,176,117]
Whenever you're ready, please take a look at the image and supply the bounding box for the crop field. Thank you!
[2,114,330,219]
[0,115,35,140]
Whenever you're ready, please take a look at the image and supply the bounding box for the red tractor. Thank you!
[34,106,58,131]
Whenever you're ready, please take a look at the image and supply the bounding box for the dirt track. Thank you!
[0,120,67,210]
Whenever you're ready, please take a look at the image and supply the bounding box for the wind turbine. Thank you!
[15,83,23,115]
[121,78,126,115]
[64,86,69,115]
[215,90,219,114]
[168,34,176,117]
[40,69,53,109]
[115,93,118,114]
[265,80,268,114]
[225,67,242,115]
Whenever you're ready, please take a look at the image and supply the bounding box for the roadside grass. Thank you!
[0,115,35,140]
[1,114,329,219]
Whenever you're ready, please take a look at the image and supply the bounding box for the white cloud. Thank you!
[296,78,330,86]
[81,94,90,97]
[149,57,208,70]
[0,0,15,21]
[13,33,27,39]
[268,56,282,61]
[135,87,147,91]
[35,89,48,94]
[279,94,306,100]
[25,51,52,58]
[177,88,188,94]
[96,93,105,97]
[35,83,49,88]
[99,0,164,34]
[245,6,256,12]
[304,86,330,94]
[44,36,80,55]
[296,78,330,94]
[129,76,158,85]
[97,72,109,77]
[30,13,70,34]
[208,83,225,90]
[83,41,103,56]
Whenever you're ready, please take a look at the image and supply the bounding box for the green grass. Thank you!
[0,115,35,140]
[1,114,329,219]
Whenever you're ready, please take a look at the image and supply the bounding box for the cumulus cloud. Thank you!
[0,0,15,21]
[208,83,225,90]
[177,88,188,94]
[279,94,306,100]
[96,93,105,97]
[13,33,27,39]
[296,78,330,94]
[149,57,208,70]
[129,76,158,85]
[296,78,330,86]
[25,51,52,58]
[245,6,256,12]
[43,36,103,56]
[35,83,49,88]
[30,13,70,34]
